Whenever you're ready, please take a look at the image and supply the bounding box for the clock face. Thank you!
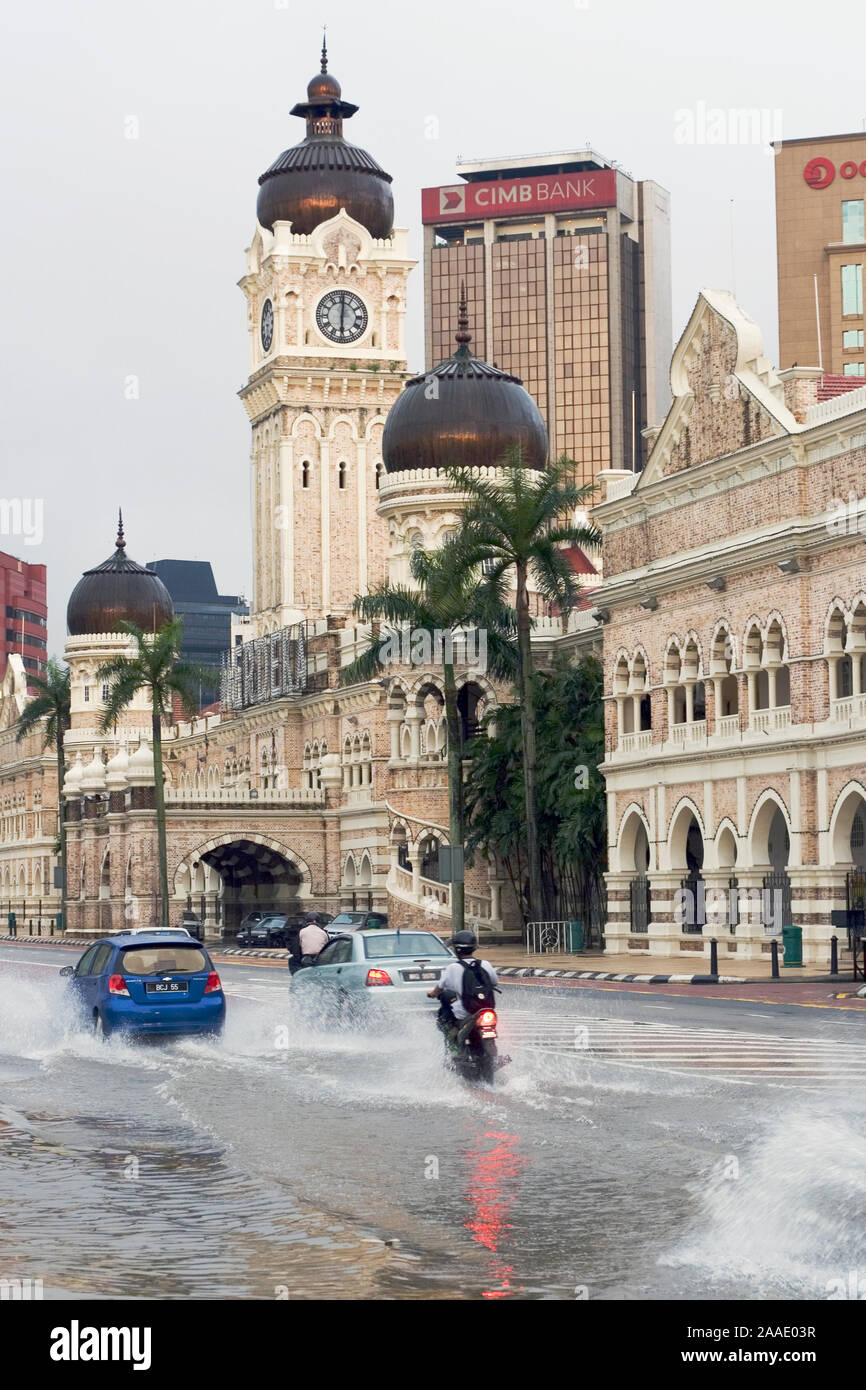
[260,298,274,352]
[316,290,368,345]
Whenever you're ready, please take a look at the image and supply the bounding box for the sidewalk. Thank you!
[480,944,849,984]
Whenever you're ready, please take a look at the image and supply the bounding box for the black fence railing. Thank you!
[2,899,64,935]
[680,872,706,934]
[629,875,651,933]
[762,870,791,935]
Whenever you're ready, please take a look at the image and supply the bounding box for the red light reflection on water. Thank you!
[462,1130,527,1298]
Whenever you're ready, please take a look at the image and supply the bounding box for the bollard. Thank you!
[710,937,718,976]
[771,938,780,979]
[831,935,838,975]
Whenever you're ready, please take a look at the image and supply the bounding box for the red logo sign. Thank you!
[804,157,836,188]
[422,169,617,224]
[803,156,866,188]
[439,186,465,214]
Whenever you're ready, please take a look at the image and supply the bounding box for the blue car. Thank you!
[59,931,226,1039]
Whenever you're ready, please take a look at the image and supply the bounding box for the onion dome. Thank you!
[127,739,156,787]
[256,40,394,239]
[67,513,174,637]
[382,287,549,473]
[62,752,85,798]
[80,747,107,794]
[105,746,130,792]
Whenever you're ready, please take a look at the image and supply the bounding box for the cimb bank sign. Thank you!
[422,169,617,224]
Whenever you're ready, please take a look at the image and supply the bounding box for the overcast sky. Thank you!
[2,0,863,650]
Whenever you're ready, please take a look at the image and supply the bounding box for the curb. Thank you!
[0,936,850,987]
[497,966,746,984]
[0,933,89,946]
[214,948,289,960]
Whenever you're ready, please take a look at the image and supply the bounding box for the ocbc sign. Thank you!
[803,156,866,189]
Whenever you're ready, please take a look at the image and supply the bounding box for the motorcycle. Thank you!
[438,1003,510,1085]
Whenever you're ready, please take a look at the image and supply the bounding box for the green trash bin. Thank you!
[7,911,16,937]
[567,921,584,953]
[781,923,803,968]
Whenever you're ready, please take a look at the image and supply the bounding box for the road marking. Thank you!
[0,955,63,968]
[506,1013,866,1087]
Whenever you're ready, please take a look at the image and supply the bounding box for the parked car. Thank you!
[239,910,268,932]
[301,910,334,928]
[235,915,290,948]
[59,931,225,1039]
[290,929,453,1015]
[326,910,389,936]
[180,910,204,940]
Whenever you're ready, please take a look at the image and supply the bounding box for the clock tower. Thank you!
[239,44,415,631]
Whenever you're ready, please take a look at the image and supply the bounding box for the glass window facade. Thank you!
[430,242,486,364]
[842,200,865,244]
[492,236,548,421]
[841,263,863,316]
[552,234,610,487]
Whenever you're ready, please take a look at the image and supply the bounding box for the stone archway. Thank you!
[175,835,309,935]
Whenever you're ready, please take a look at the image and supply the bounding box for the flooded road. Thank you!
[1,946,865,1300]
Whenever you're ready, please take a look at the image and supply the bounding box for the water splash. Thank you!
[661,1102,866,1298]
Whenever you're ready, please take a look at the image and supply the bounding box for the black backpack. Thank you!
[459,958,495,1014]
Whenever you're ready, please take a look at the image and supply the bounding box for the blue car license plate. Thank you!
[146,981,189,994]
[400,969,440,982]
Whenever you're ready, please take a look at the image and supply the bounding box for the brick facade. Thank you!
[597,289,866,965]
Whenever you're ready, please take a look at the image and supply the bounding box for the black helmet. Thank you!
[451,930,477,956]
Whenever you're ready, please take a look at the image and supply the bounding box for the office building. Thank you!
[775,131,866,376]
[1,550,47,685]
[422,149,672,482]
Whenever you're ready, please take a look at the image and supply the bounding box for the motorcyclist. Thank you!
[297,919,329,968]
[428,930,498,1045]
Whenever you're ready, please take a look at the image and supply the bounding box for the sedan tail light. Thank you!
[365,968,393,987]
[477,1010,497,1028]
[108,974,130,997]
[204,972,222,995]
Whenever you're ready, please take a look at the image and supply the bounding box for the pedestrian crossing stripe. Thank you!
[505,1016,866,1086]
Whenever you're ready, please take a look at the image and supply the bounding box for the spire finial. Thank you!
[454,281,472,356]
[321,27,328,72]
[116,508,125,551]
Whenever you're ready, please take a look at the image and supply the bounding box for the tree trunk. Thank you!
[515,561,545,921]
[443,659,464,935]
[152,712,169,928]
[55,733,67,929]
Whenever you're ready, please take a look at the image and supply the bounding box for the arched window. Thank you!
[338,461,347,490]
[301,460,310,489]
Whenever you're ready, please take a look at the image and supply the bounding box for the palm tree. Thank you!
[15,657,71,922]
[341,539,515,934]
[96,618,209,927]
[442,447,601,922]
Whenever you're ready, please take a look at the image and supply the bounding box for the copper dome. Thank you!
[382,292,549,474]
[256,43,394,239]
[67,515,174,637]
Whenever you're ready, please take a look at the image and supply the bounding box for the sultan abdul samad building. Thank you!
[0,46,584,940]
[1,50,864,968]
